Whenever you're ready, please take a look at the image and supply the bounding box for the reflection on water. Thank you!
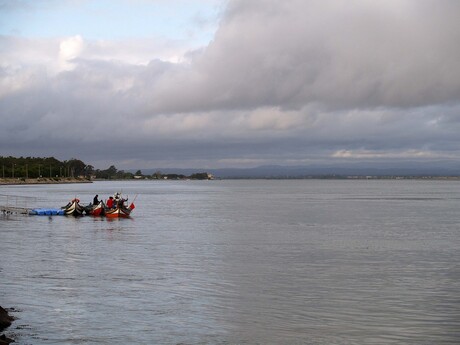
[1,180,460,344]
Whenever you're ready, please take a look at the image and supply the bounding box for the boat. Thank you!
[105,202,135,218]
[62,198,85,216]
[87,201,106,216]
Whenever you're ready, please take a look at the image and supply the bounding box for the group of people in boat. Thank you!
[92,192,128,209]
[62,192,135,217]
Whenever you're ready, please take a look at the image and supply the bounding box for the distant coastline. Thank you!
[2,176,460,185]
[0,178,92,185]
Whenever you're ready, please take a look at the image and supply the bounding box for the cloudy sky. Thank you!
[1,0,460,170]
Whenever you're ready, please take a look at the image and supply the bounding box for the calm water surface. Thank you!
[1,180,459,344]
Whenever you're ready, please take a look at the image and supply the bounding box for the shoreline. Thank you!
[0,178,92,185]
[0,306,14,344]
[2,176,460,185]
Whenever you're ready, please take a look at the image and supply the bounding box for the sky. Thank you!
[1,0,460,171]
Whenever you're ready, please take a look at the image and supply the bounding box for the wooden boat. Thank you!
[105,202,135,218]
[87,201,106,216]
[62,199,85,216]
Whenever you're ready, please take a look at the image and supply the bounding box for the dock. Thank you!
[0,194,36,215]
[0,205,30,215]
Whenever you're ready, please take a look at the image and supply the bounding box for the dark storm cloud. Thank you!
[147,0,460,113]
[1,0,460,168]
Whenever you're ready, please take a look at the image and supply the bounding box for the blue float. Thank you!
[29,208,65,216]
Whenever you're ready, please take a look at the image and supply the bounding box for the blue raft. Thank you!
[29,208,65,216]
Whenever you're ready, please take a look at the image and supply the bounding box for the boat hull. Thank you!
[63,200,84,216]
[105,206,132,218]
[88,202,105,216]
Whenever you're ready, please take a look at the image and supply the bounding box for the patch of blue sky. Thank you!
[0,0,222,45]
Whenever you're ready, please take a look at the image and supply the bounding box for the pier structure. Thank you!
[0,194,36,215]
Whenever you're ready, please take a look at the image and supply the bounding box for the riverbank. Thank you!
[0,178,92,185]
[0,306,14,344]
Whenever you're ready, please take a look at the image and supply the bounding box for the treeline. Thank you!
[0,156,91,179]
[150,171,212,180]
[0,156,213,180]
[99,168,212,180]
[94,165,134,179]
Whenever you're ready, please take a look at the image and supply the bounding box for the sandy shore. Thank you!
[0,178,92,185]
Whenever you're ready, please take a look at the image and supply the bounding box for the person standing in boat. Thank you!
[93,194,99,205]
[117,198,124,208]
[114,192,121,202]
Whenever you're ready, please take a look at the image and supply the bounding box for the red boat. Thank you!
[105,202,135,218]
[88,201,106,216]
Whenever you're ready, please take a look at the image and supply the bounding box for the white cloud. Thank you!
[58,35,85,70]
[331,149,449,160]
[244,108,307,131]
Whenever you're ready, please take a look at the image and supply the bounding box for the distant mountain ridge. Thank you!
[135,161,460,178]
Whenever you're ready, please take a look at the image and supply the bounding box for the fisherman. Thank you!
[93,194,99,205]
[117,198,124,208]
[106,196,114,208]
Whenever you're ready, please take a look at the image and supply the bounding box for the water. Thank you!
[1,179,460,344]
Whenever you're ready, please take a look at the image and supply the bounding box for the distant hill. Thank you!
[136,161,460,179]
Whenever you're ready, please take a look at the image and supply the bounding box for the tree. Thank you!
[85,165,95,176]
[107,165,118,178]
[190,172,210,180]
[152,171,163,179]
[94,165,118,179]
[65,158,86,177]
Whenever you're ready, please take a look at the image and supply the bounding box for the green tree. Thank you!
[152,171,163,179]
[65,158,86,177]
[190,172,210,180]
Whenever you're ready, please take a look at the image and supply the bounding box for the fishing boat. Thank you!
[87,201,106,216]
[62,198,85,216]
[105,202,135,218]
